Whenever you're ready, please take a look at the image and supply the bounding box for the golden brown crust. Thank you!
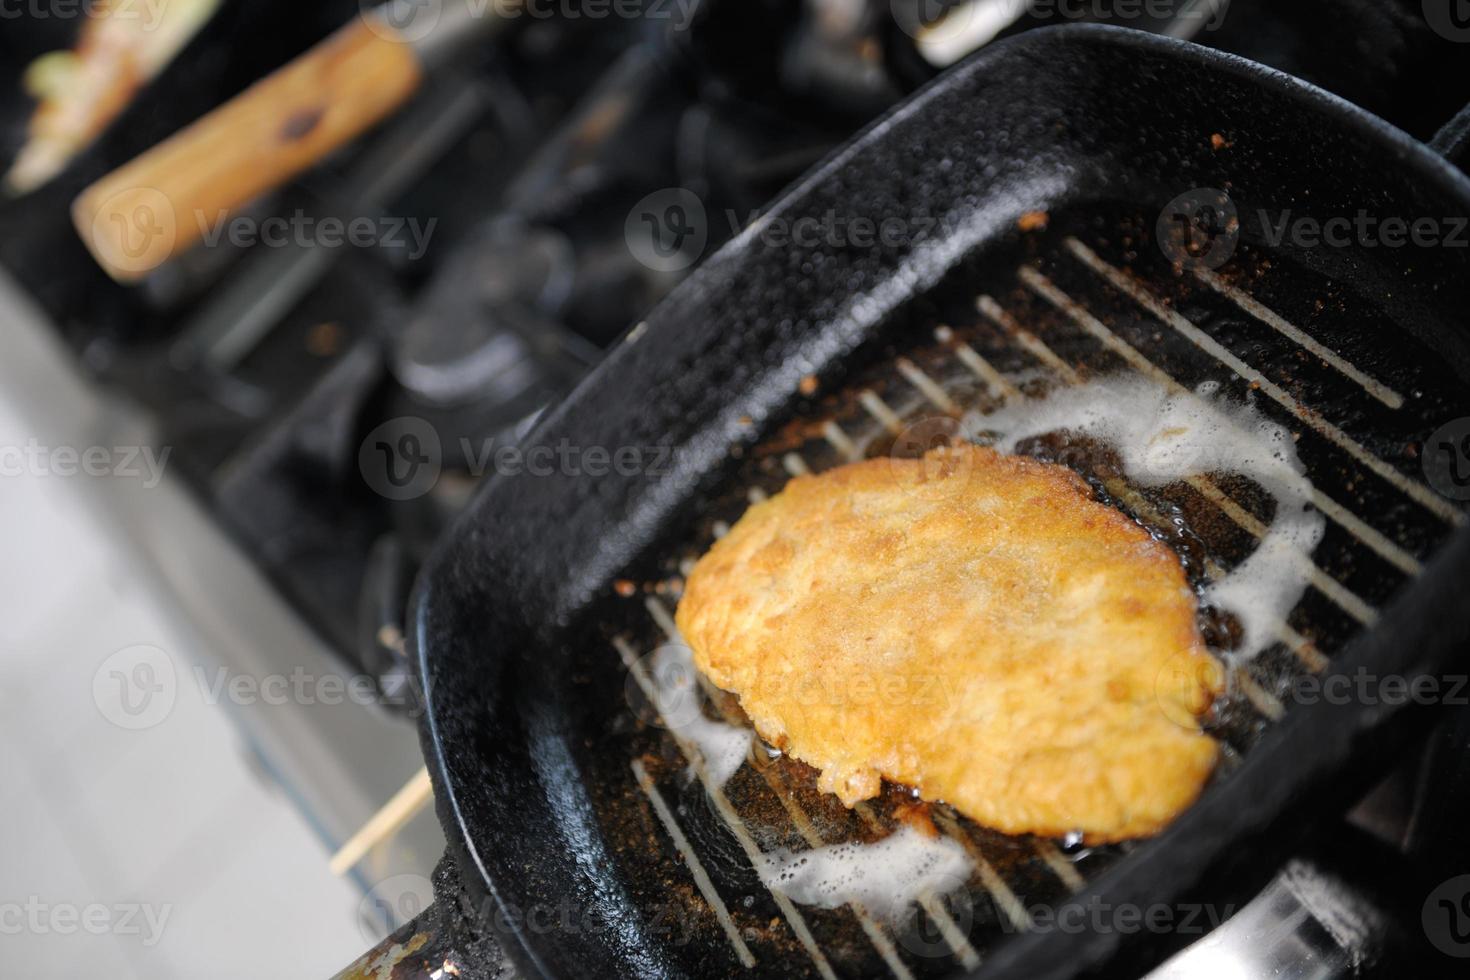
[676,445,1222,842]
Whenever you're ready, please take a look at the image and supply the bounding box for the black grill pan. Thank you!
[409,24,1470,979]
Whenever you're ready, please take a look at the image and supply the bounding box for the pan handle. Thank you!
[330,901,462,980]
[333,855,515,978]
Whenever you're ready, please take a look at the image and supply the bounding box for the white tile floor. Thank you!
[0,397,370,978]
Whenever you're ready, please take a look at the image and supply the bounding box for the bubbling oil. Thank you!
[648,641,749,786]
[651,374,1315,915]
[756,826,973,921]
[965,374,1325,662]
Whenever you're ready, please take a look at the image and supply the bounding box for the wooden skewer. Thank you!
[74,14,424,283]
[329,765,434,876]
[73,0,521,282]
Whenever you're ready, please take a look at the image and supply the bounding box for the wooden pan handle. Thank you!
[72,15,424,283]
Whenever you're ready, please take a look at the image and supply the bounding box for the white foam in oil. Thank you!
[649,640,977,914]
[649,640,750,786]
[651,375,1314,905]
[965,374,1325,660]
[756,826,972,920]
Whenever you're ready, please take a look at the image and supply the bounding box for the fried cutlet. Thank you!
[675,444,1222,842]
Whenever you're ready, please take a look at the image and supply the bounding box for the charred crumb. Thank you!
[893,800,941,840]
[1017,210,1050,232]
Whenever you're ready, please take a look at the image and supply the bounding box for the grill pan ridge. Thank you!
[411,24,1470,979]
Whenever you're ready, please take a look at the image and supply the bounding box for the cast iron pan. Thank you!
[411,24,1470,979]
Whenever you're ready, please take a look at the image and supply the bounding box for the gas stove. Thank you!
[2,1,1469,977]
